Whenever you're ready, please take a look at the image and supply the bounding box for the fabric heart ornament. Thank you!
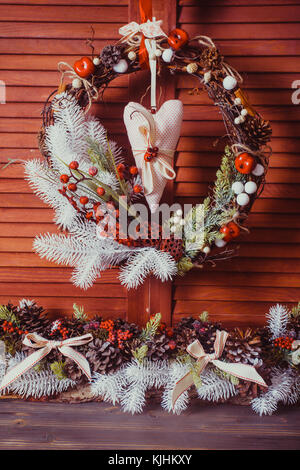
[123,100,183,212]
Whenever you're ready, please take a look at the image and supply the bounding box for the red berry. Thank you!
[73,57,95,79]
[80,196,89,205]
[68,183,77,192]
[97,187,105,196]
[168,340,176,350]
[89,166,98,176]
[234,153,255,175]
[168,28,189,50]
[133,184,142,194]
[219,225,232,242]
[220,222,240,242]
[69,161,79,170]
[144,152,152,162]
[117,163,125,172]
[227,221,240,239]
[85,211,93,220]
[129,166,138,175]
[60,174,69,183]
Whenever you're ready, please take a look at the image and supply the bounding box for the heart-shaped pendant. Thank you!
[124,100,183,212]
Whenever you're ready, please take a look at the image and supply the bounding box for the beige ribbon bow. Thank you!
[131,104,176,195]
[172,330,267,409]
[119,18,166,41]
[0,332,93,391]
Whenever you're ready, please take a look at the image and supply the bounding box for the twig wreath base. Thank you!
[26,25,272,290]
[0,299,298,415]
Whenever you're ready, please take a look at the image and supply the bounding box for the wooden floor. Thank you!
[0,400,298,450]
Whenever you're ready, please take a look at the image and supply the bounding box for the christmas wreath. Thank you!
[0,299,298,415]
[17,6,272,289]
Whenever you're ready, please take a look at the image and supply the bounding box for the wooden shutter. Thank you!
[0,0,130,320]
[172,0,300,327]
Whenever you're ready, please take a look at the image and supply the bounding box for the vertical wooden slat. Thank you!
[127,0,177,325]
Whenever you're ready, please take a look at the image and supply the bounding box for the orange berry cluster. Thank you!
[99,320,132,349]
[99,319,114,333]
[1,321,28,336]
[273,336,294,350]
[49,320,69,340]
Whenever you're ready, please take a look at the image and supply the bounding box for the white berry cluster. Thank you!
[169,209,185,233]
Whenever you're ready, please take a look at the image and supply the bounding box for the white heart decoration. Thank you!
[123,100,183,212]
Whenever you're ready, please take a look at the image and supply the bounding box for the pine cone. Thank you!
[100,44,125,69]
[224,328,263,367]
[172,317,198,352]
[16,300,51,335]
[236,362,269,402]
[173,317,222,354]
[200,47,223,70]
[146,333,172,361]
[64,358,87,385]
[86,338,125,375]
[242,116,272,148]
[287,315,300,340]
[192,320,223,353]
[159,235,184,262]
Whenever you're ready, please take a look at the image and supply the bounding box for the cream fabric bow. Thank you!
[0,332,93,391]
[119,19,166,40]
[172,330,267,409]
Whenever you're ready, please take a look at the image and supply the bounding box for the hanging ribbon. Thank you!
[144,37,157,109]
[119,0,166,69]
[172,330,267,409]
[0,332,93,392]
[130,103,176,195]
[57,61,99,113]
[138,0,153,69]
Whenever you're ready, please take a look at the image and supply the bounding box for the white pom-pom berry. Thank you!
[93,57,100,66]
[223,75,237,90]
[215,238,227,248]
[244,181,257,194]
[113,59,128,74]
[72,78,82,89]
[128,51,137,61]
[252,163,264,176]
[236,192,250,206]
[232,181,244,195]
[162,48,174,63]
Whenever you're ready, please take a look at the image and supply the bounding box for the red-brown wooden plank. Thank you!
[179,6,300,23]
[0,5,127,22]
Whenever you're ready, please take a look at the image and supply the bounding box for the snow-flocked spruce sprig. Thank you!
[266,304,290,340]
[251,367,299,416]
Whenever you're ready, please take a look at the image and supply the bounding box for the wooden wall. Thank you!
[0,0,131,320]
[0,0,299,326]
[173,0,300,326]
